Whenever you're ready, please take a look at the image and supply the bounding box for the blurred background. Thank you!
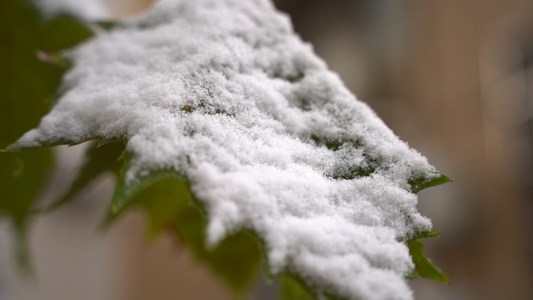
[1,0,532,299]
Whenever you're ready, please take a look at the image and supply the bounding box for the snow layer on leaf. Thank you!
[13,0,440,298]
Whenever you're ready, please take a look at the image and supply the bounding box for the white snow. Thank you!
[13,0,441,299]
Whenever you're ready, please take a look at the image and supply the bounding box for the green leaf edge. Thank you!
[109,153,187,214]
[42,141,126,213]
[409,173,452,194]
[406,229,449,283]
[104,156,264,295]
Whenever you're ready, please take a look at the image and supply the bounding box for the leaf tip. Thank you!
[440,174,452,183]
[410,173,452,193]
[110,201,122,215]
[1,145,18,153]
[408,239,449,283]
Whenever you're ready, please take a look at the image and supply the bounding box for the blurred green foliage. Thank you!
[0,0,92,267]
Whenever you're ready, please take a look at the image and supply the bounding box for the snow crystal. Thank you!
[13,0,441,298]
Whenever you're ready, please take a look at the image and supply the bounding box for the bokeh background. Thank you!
[1,0,532,299]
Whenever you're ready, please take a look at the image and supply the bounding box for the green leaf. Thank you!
[411,228,440,240]
[0,151,52,224]
[44,141,126,212]
[107,168,263,295]
[409,174,452,194]
[109,155,185,214]
[279,274,315,300]
[407,230,449,283]
[0,150,53,269]
[37,13,94,52]
[405,179,450,283]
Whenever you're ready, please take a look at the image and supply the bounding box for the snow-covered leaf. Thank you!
[9,0,450,298]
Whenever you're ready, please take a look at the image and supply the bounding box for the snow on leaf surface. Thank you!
[11,0,445,298]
